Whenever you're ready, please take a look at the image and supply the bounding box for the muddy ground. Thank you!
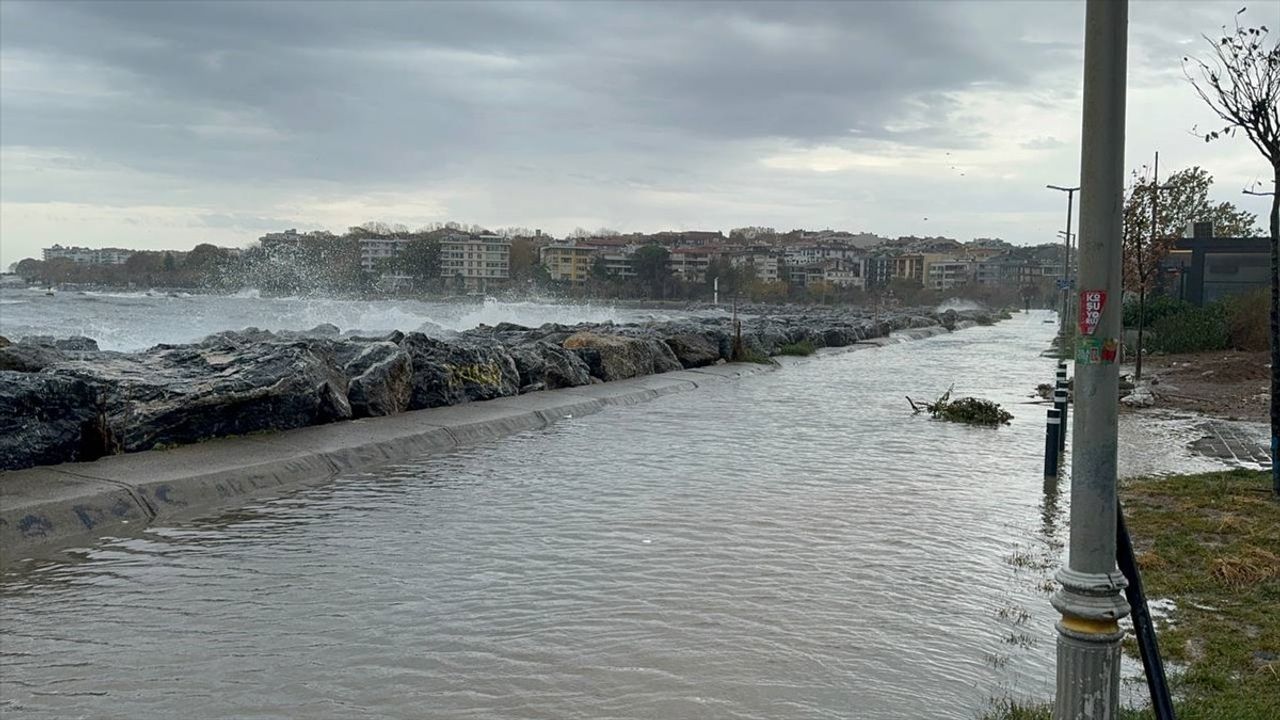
[1137,350,1270,423]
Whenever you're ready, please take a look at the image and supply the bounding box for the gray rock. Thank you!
[50,338,351,453]
[662,330,723,368]
[305,323,342,338]
[343,342,413,418]
[0,371,114,471]
[563,331,677,381]
[508,341,593,392]
[398,333,520,409]
[0,342,65,372]
[53,336,100,352]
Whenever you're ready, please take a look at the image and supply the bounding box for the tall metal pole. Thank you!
[1136,151,1159,383]
[1048,184,1080,347]
[1052,1,1130,718]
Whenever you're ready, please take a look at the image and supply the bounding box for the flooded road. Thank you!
[0,312,1223,718]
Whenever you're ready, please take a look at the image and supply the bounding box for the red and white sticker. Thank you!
[1078,290,1106,336]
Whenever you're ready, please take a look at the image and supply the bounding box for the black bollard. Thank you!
[1055,360,1069,453]
[1054,386,1069,454]
[1044,408,1061,478]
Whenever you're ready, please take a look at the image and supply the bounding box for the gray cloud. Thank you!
[1,0,1272,265]
[0,0,1081,185]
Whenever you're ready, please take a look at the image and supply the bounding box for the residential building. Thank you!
[824,258,866,290]
[668,247,718,283]
[42,245,134,265]
[865,254,895,289]
[890,254,925,283]
[358,236,409,273]
[730,249,784,283]
[441,233,511,290]
[579,237,637,280]
[783,243,863,266]
[787,258,864,290]
[540,242,597,284]
[924,258,973,290]
[645,230,726,247]
[973,256,1011,285]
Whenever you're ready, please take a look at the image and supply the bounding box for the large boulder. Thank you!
[563,331,679,381]
[0,342,65,372]
[821,325,859,348]
[50,338,351,453]
[661,330,724,369]
[54,336,100,352]
[0,371,114,471]
[343,341,413,418]
[398,333,520,409]
[507,341,593,392]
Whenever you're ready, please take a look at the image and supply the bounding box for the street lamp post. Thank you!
[1052,1,1131,718]
[1048,184,1080,349]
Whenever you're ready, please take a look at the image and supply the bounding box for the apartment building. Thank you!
[924,258,973,290]
[729,249,784,283]
[42,245,134,265]
[668,247,718,283]
[441,233,511,290]
[357,236,409,273]
[540,242,596,284]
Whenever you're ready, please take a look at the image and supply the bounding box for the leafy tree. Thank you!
[508,237,539,281]
[589,254,611,282]
[1124,165,1261,380]
[14,258,43,280]
[398,237,442,281]
[1123,165,1259,295]
[729,226,777,242]
[632,244,671,298]
[1185,8,1279,493]
[162,252,177,272]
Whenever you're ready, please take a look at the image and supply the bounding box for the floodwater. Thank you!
[0,311,1230,719]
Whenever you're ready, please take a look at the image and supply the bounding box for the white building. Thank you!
[358,236,410,273]
[668,247,718,283]
[783,243,863,266]
[42,245,134,265]
[441,233,511,291]
[925,259,974,290]
[730,249,784,283]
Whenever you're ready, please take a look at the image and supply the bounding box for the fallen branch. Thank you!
[907,384,1013,426]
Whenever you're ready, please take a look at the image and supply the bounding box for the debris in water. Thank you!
[907,385,1013,426]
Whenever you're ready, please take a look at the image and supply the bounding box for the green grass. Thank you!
[985,469,1280,720]
[775,340,817,357]
[731,346,776,365]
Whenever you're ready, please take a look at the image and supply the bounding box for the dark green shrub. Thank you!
[1123,294,1193,329]
[1223,288,1269,351]
[776,340,816,356]
[737,348,776,364]
[1149,305,1228,353]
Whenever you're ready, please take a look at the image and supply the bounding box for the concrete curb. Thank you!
[0,362,775,562]
[0,323,973,562]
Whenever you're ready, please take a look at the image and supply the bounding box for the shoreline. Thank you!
[0,325,953,564]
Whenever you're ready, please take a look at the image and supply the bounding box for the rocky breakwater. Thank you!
[0,306,1005,471]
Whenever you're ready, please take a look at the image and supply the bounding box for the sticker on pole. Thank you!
[1078,290,1106,336]
[1077,337,1119,365]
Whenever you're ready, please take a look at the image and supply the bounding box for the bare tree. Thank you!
[1185,7,1279,493]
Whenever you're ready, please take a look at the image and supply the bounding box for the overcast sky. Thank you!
[0,0,1273,265]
